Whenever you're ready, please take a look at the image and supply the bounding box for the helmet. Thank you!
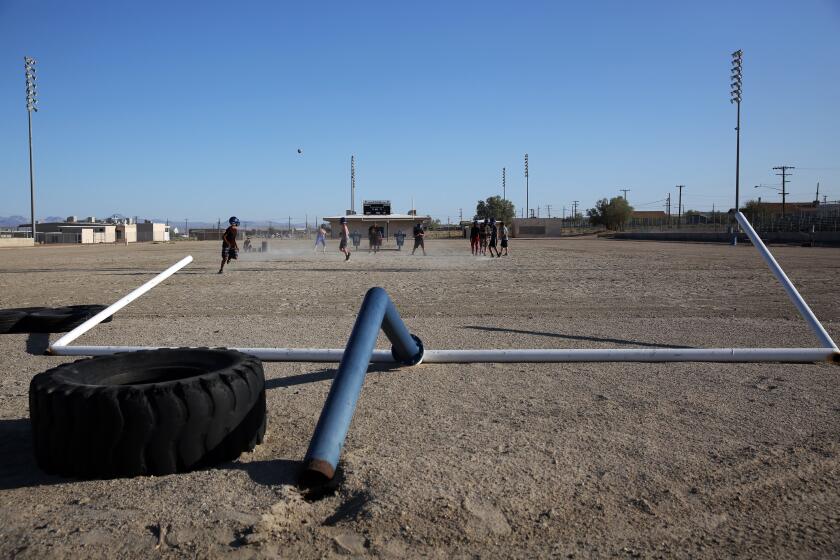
[340,216,347,224]
[229,216,240,226]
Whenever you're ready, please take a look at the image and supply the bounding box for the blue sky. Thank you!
[1,0,838,223]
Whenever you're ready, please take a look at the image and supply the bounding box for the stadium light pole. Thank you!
[24,56,38,242]
[731,49,743,245]
[350,155,356,214]
[524,153,529,219]
[502,167,506,200]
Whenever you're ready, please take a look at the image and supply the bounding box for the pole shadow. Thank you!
[264,363,400,390]
[462,325,693,349]
[25,332,50,355]
[217,458,301,487]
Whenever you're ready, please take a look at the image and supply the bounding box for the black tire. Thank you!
[20,304,112,333]
[29,348,266,479]
[0,307,46,334]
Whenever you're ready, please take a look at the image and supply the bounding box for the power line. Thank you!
[634,199,666,207]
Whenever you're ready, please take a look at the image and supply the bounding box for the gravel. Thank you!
[1,237,838,558]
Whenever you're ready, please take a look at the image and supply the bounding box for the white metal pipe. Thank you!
[46,253,838,365]
[50,345,393,362]
[48,345,839,363]
[421,348,838,363]
[49,255,194,352]
[735,212,838,350]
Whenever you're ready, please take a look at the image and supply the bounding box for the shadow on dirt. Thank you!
[0,418,68,489]
[25,332,50,355]
[264,364,400,390]
[219,458,301,488]
[462,325,693,349]
[0,418,314,491]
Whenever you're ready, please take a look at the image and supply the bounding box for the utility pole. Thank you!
[524,153,529,219]
[217,218,221,239]
[773,166,794,216]
[815,182,820,204]
[546,204,552,218]
[350,155,356,214]
[459,208,463,223]
[572,201,579,227]
[288,216,292,233]
[676,185,685,227]
[666,193,671,225]
[620,188,630,202]
[24,56,38,242]
[185,218,188,238]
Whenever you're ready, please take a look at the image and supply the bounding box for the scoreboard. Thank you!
[363,200,391,215]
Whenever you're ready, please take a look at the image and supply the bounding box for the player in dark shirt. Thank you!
[487,217,500,257]
[411,222,426,255]
[469,220,480,255]
[478,219,489,255]
[218,216,240,274]
[339,216,351,261]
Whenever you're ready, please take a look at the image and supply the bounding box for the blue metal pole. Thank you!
[302,288,422,484]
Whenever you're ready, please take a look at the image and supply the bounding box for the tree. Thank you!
[741,199,768,223]
[586,196,633,230]
[475,196,515,224]
[683,209,703,225]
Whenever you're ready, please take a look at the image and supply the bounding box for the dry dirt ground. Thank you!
[1,237,839,559]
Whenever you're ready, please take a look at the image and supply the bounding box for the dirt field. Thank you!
[1,237,838,559]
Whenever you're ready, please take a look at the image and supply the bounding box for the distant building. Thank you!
[189,228,225,241]
[323,213,428,243]
[511,217,566,237]
[628,211,668,227]
[136,221,170,242]
[19,217,168,244]
[21,220,116,244]
[748,201,819,217]
[116,223,137,243]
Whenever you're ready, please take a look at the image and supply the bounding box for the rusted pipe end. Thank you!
[299,458,335,488]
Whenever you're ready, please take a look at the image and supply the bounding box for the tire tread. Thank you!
[29,348,266,479]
